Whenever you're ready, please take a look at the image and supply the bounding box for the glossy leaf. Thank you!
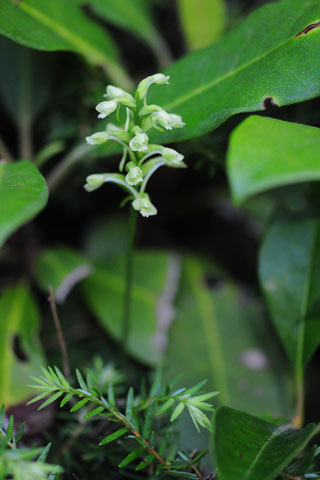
[259,211,320,367]
[0,0,131,88]
[165,256,293,416]
[227,116,320,205]
[163,256,293,452]
[149,0,320,143]
[82,251,172,365]
[177,0,226,50]
[87,0,171,68]
[0,36,53,125]
[0,160,48,247]
[35,246,93,303]
[213,406,315,480]
[0,284,45,407]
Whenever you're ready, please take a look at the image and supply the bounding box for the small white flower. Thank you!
[125,162,143,186]
[95,100,118,119]
[84,174,106,192]
[141,108,185,131]
[161,147,184,164]
[137,73,170,100]
[132,193,157,218]
[129,131,149,152]
[105,85,136,108]
[85,132,109,145]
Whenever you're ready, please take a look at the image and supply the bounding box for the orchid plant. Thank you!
[84,74,185,218]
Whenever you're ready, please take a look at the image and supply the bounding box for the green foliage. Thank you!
[259,211,320,368]
[0,0,131,88]
[213,406,316,480]
[0,284,45,407]
[82,251,172,364]
[149,0,320,143]
[0,404,61,480]
[86,0,171,68]
[0,160,48,247]
[35,246,93,303]
[164,256,293,417]
[227,116,320,204]
[177,0,226,50]
[1,0,320,479]
[29,366,217,474]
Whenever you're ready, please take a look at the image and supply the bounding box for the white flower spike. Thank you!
[85,73,186,219]
[95,100,118,119]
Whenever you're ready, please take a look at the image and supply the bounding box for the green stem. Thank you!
[292,348,304,428]
[122,207,138,354]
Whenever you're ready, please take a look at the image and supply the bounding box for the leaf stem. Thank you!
[48,286,71,383]
[122,207,138,354]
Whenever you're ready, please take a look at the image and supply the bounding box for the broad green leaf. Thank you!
[82,251,172,365]
[35,246,93,303]
[0,37,53,126]
[213,406,315,480]
[0,284,45,407]
[227,116,320,205]
[259,211,320,368]
[0,0,131,88]
[83,217,129,264]
[163,256,293,453]
[87,0,171,68]
[177,0,226,50]
[165,256,293,415]
[0,160,48,247]
[149,0,320,143]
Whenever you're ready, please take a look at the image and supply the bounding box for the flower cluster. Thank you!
[84,73,185,218]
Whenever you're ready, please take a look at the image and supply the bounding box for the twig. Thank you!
[187,453,205,480]
[48,286,71,382]
[0,136,14,162]
[110,408,169,467]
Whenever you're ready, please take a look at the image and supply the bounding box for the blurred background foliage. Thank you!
[0,0,320,477]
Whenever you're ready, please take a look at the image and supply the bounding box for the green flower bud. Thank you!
[125,162,143,186]
[105,85,136,108]
[129,131,149,152]
[85,132,109,145]
[132,193,157,218]
[161,147,184,165]
[137,73,170,100]
[96,100,118,119]
[84,174,106,192]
